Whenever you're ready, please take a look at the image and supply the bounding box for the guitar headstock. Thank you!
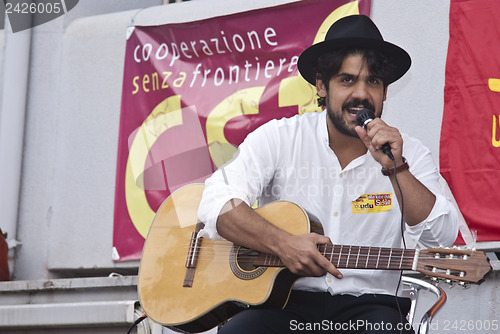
[416,247,492,285]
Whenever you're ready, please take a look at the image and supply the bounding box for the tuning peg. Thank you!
[459,281,470,289]
[429,276,440,285]
[444,278,455,287]
[457,272,468,288]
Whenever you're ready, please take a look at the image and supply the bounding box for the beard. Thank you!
[326,98,381,138]
[326,106,359,138]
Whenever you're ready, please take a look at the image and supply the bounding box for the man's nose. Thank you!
[351,82,370,100]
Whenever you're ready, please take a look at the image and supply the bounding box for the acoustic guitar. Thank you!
[138,184,492,333]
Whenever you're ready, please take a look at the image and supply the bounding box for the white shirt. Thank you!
[198,111,458,296]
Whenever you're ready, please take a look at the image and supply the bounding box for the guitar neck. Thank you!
[254,245,417,271]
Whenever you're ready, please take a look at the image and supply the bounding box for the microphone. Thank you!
[355,109,394,161]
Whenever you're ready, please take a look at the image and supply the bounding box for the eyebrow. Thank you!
[335,72,356,78]
[334,73,357,81]
[335,72,383,81]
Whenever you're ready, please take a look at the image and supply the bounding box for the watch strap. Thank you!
[381,157,409,176]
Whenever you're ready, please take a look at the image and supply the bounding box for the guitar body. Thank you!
[138,184,309,333]
[139,184,492,333]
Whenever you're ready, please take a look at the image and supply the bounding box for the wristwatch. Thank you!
[381,157,409,176]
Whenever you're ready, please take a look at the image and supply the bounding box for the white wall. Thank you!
[372,0,451,159]
[9,0,451,278]
[11,0,161,280]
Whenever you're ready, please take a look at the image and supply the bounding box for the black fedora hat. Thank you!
[297,15,411,85]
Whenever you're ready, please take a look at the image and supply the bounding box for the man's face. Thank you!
[317,53,387,137]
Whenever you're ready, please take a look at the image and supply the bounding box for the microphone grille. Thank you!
[355,109,375,128]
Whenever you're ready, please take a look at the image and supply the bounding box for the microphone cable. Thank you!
[391,157,408,334]
[126,313,147,334]
[355,108,408,332]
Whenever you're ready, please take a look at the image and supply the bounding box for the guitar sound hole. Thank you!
[236,247,260,271]
[229,245,267,280]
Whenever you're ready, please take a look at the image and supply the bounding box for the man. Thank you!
[198,15,458,333]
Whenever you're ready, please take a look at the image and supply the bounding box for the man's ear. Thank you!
[316,79,327,97]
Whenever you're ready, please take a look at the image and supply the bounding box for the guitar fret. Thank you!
[365,247,370,268]
[389,248,403,270]
[337,245,343,268]
[254,244,418,273]
[327,245,334,263]
[360,246,369,269]
[376,247,381,267]
[382,249,387,268]
[252,244,418,272]
[279,244,418,271]
[355,246,361,268]
[322,246,418,270]
[346,245,352,268]
[333,245,340,267]
[267,254,276,266]
[250,245,419,270]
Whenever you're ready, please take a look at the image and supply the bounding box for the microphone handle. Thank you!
[381,143,394,161]
[356,109,395,161]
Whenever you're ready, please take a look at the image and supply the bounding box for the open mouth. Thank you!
[346,107,365,119]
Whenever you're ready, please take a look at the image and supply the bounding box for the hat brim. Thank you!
[297,37,411,85]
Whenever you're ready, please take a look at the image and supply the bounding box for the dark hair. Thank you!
[314,48,397,107]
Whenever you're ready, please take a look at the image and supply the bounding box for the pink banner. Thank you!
[113,0,371,261]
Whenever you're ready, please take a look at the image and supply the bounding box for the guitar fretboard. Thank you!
[254,245,416,271]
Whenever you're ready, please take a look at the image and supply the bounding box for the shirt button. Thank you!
[339,173,344,178]
[327,277,333,284]
[333,211,339,217]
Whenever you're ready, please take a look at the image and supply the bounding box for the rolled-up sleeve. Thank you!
[197,121,279,240]
[403,135,459,248]
[406,193,459,248]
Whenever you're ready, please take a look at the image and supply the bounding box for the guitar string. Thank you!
[183,244,443,259]
[183,243,460,269]
[181,253,461,274]
[182,244,431,267]
[186,244,425,255]
[184,258,416,268]
[184,244,467,260]
[180,244,472,281]
[184,254,421,261]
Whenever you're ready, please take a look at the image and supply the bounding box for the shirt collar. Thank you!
[318,109,374,171]
[318,109,329,146]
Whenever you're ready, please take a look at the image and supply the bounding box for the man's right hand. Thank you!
[217,199,342,279]
[275,232,343,279]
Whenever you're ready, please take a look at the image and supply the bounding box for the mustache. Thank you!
[342,99,375,111]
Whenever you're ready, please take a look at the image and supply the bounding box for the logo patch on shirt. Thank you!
[352,193,392,214]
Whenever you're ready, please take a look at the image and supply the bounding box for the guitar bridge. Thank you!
[185,232,201,269]
[183,222,204,287]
